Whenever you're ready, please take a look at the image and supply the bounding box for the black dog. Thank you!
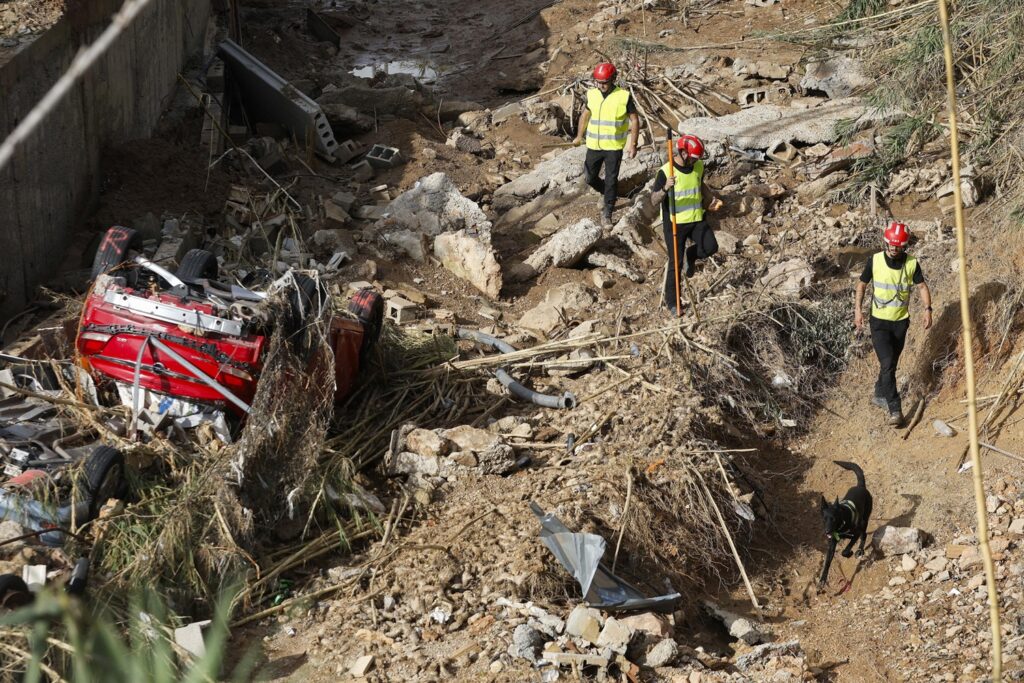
[818,461,873,588]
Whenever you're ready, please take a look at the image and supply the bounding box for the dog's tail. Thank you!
[834,460,866,488]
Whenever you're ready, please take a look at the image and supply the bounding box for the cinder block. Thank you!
[365,144,403,169]
[739,88,768,108]
[766,140,798,164]
[335,139,363,165]
[386,296,418,325]
[350,160,375,182]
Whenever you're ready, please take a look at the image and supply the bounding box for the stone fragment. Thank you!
[406,429,450,457]
[758,258,814,297]
[901,555,918,572]
[566,605,602,644]
[508,624,546,662]
[801,57,872,99]
[596,617,633,654]
[619,612,673,639]
[872,526,926,555]
[524,218,602,274]
[349,655,375,678]
[641,638,679,668]
[433,230,502,298]
[586,252,644,282]
[703,602,768,645]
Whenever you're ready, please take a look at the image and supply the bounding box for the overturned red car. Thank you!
[76,226,383,421]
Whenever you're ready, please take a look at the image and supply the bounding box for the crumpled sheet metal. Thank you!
[529,502,682,613]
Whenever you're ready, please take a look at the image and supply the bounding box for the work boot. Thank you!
[684,250,696,278]
[601,211,613,229]
[887,401,904,426]
[871,395,888,410]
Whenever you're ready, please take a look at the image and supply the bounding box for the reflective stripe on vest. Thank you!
[871,251,918,321]
[659,160,704,223]
[586,88,630,151]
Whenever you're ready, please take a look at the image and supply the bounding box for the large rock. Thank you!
[378,173,490,239]
[677,98,888,151]
[619,612,673,639]
[493,146,660,211]
[440,425,516,474]
[406,428,450,458]
[735,641,804,672]
[872,526,926,556]
[758,258,814,297]
[523,218,602,274]
[801,57,872,99]
[595,617,633,655]
[433,231,502,298]
[546,282,595,312]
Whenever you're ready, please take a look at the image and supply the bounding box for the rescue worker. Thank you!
[854,221,933,425]
[572,62,640,228]
[650,133,722,314]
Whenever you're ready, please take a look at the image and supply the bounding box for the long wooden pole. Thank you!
[666,134,683,317]
[935,0,1001,677]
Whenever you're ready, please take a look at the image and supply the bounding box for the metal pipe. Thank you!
[133,255,186,289]
[148,337,251,414]
[457,329,577,410]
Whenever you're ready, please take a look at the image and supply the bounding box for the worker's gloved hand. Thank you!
[572,135,584,146]
[650,189,666,207]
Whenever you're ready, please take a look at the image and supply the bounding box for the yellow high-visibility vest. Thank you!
[871,251,918,321]
[585,87,630,151]
[659,160,704,224]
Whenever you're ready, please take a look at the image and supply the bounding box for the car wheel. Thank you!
[347,289,384,359]
[82,446,126,520]
[90,226,142,281]
[176,248,219,284]
[0,574,32,608]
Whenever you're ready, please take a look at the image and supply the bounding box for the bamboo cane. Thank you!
[666,133,683,317]
[936,0,1002,677]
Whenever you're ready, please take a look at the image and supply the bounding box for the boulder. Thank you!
[433,230,502,298]
[586,252,644,282]
[801,57,872,99]
[703,602,769,645]
[378,173,490,238]
[619,612,673,639]
[676,98,889,151]
[441,425,516,474]
[595,617,633,655]
[758,258,814,297]
[493,146,660,211]
[872,526,926,556]
[523,218,602,273]
[797,171,849,202]
[715,230,741,254]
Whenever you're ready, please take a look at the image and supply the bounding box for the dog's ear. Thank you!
[820,495,827,511]
[834,497,840,505]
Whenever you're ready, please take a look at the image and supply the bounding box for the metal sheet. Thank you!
[102,289,244,337]
[530,502,682,613]
[218,38,339,161]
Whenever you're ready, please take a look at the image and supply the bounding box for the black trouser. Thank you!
[870,316,910,411]
[662,218,718,308]
[584,148,623,216]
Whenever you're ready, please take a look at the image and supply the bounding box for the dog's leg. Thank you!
[841,535,857,558]
[819,540,837,588]
[856,529,868,557]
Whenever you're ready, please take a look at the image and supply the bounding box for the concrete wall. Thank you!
[0,0,211,321]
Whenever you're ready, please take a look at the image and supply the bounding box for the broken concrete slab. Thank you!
[586,252,644,282]
[759,258,814,297]
[797,171,849,202]
[493,146,660,211]
[523,218,602,274]
[801,56,872,99]
[517,283,595,336]
[434,230,503,298]
[808,138,876,179]
[319,82,425,118]
[348,654,375,678]
[218,39,339,161]
[676,98,888,151]
[406,428,451,458]
[596,617,633,654]
[314,92,374,133]
[566,605,603,644]
[704,602,769,645]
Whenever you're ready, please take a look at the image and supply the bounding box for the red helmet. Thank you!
[883,221,909,248]
[593,62,617,82]
[676,134,705,159]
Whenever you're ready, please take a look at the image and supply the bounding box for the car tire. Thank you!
[90,226,142,281]
[0,574,32,607]
[347,289,384,360]
[82,446,126,520]
[176,248,219,284]
[286,273,328,357]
